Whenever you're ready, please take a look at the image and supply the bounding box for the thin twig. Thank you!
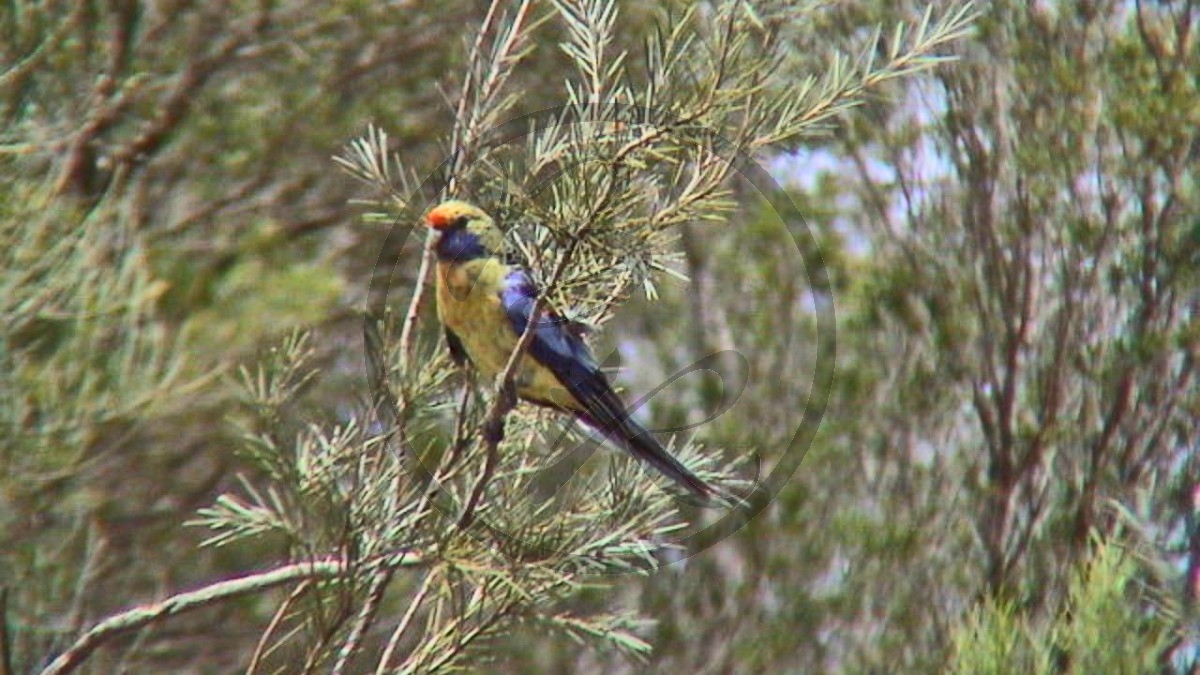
[414,385,475,515]
[0,588,12,675]
[331,568,396,675]
[374,572,436,674]
[403,0,533,364]
[456,436,501,529]
[447,383,476,470]
[445,0,505,196]
[397,228,437,361]
[399,583,487,671]
[64,519,103,639]
[458,240,581,528]
[246,580,312,675]
[468,0,537,135]
[40,555,424,675]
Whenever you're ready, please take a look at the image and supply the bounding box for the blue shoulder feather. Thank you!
[499,269,601,392]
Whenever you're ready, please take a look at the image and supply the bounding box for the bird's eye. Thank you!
[451,215,471,228]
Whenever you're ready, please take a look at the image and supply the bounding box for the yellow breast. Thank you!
[436,259,579,410]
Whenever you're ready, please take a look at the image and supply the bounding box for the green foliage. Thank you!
[808,0,1199,670]
[182,253,346,355]
[949,538,1174,675]
[189,324,719,671]
[9,0,1194,672]
[0,179,195,671]
[949,598,1053,675]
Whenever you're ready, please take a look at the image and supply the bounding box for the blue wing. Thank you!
[498,268,602,405]
[497,267,714,499]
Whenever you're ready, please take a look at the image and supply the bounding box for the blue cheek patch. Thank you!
[436,228,490,262]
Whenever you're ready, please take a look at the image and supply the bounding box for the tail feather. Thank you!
[579,409,716,501]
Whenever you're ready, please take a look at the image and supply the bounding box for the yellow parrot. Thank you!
[424,200,715,500]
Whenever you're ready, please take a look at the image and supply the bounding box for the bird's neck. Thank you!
[435,227,492,264]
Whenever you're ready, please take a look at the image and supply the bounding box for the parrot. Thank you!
[423,200,716,501]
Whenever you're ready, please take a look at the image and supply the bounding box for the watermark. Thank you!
[365,103,836,569]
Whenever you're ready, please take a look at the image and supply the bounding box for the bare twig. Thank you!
[398,228,438,362]
[40,555,424,675]
[0,587,12,675]
[374,572,436,674]
[458,238,581,528]
[246,580,312,675]
[331,568,395,675]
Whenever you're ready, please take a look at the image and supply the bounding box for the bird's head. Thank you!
[424,200,504,261]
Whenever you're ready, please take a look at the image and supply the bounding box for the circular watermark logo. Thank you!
[364,103,835,571]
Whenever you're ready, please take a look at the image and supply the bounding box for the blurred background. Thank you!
[2,0,1197,672]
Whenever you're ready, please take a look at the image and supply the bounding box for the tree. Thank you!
[736,0,1197,670]
[948,536,1177,675]
[530,1,1198,672]
[3,0,975,672]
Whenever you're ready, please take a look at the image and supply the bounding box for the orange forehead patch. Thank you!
[424,203,468,230]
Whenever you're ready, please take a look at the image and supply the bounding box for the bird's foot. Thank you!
[482,417,506,445]
[493,375,518,410]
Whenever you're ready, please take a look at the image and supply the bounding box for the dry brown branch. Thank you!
[40,554,424,675]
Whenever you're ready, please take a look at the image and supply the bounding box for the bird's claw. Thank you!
[483,418,506,445]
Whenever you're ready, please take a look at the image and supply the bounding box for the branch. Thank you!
[331,569,395,675]
[458,239,580,528]
[40,554,424,675]
[0,587,12,675]
[399,0,535,367]
[245,580,311,675]
[445,0,536,196]
[109,7,273,172]
[374,572,435,674]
